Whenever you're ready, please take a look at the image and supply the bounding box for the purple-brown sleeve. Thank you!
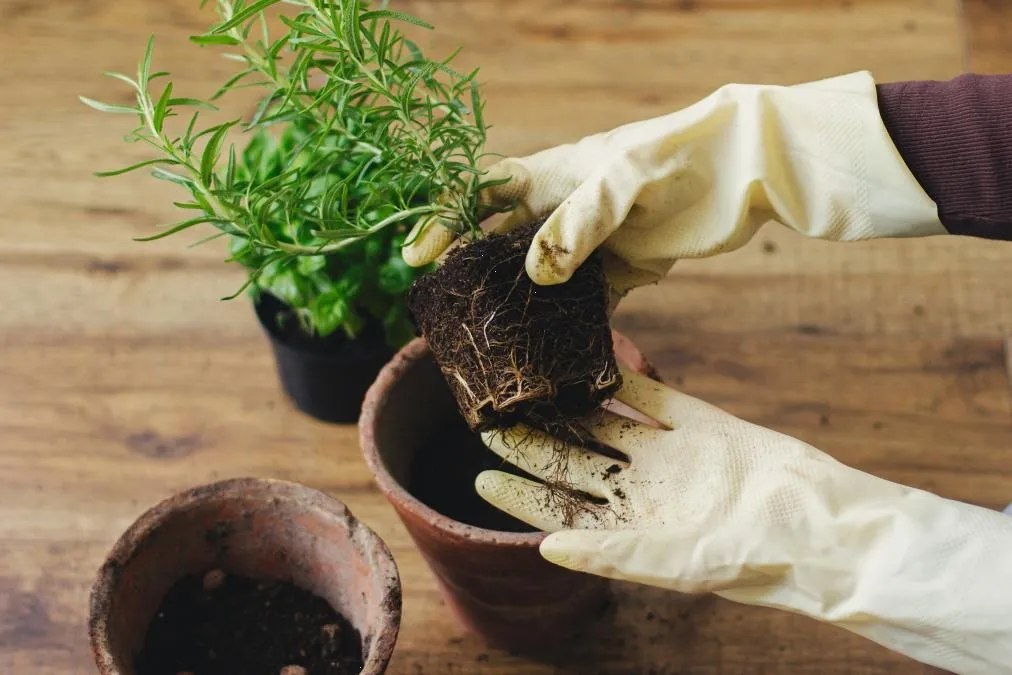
[876,74,1012,241]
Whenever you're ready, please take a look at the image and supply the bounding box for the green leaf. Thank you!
[248,90,281,127]
[200,121,234,185]
[342,0,363,59]
[296,255,326,275]
[167,98,218,110]
[470,80,484,131]
[311,228,369,241]
[151,166,195,186]
[210,68,257,101]
[134,216,221,242]
[102,71,139,88]
[79,96,137,114]
[152,81,173,132]
[360,9,434,30]
[265,267,309,308]
[287,39,343,54]
[188,231,229,248]
[211,0,280,34]
[309,290,349,337]
[183,111,201,148]
[190,34,242,46]
[378,256,415,294]
[278,14,325,36]
[224,144,237,189]
[94,158,180,177]
[138,35,155,89]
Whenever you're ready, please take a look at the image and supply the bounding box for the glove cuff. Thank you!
[751,71,946,241]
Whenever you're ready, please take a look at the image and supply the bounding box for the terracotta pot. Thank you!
[255,292,395,424]
[88,477,401,675]
[359,331,659,652]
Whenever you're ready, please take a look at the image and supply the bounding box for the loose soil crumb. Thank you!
[409,416,538,533]
[135,572,364,675]
[408,221,621,440]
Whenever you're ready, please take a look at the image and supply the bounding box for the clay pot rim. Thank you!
[359,337,547,547]
[87,476,401,675]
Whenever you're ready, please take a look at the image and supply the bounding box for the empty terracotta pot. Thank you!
[88,477,401,675]
[359,332,659,652]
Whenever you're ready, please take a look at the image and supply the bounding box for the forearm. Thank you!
[877,74,1012,241]
[723,490,1012,675]
[847,493,1012,674]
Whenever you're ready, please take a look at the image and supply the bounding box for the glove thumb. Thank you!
[540,526,791,594]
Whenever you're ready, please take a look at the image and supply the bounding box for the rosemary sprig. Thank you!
[81,0,505,344]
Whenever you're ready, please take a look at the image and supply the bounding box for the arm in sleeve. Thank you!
[877,74,1012,241]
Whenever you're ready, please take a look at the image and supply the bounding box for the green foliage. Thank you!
[82,0,505,347]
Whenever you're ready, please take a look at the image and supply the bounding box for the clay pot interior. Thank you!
[373,332,656,494]
[89,478,400,675]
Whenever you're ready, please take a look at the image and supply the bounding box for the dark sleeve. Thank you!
[876,74,1012,241]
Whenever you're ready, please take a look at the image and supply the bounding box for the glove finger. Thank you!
[481,427,624,498]
[402,160,533,267]
[540,527,789,594]
[587,410,670,461]
[613,366,707,430]
[475,470,616,532]
[525,164,639,286]
[402,215,458,267]
[479,158,533,211]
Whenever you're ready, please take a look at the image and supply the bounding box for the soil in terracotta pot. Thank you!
[407,220,621,442]
[134,571,363,675]
[408,415,538,533]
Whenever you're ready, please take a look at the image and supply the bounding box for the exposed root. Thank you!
[408,220,621,437]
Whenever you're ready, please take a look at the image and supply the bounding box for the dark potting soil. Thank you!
[408,416,538,533]
[134,572,364,675]
[407,221,621,439]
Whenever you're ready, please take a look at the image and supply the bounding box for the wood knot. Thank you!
[126,430,202,459]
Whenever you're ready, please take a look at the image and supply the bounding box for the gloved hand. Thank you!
[403,71,943,299]
[475,368,1012,675]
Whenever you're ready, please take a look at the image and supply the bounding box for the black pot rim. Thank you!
[252,292,392,361]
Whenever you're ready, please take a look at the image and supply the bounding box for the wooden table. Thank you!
[3,1,1011,672]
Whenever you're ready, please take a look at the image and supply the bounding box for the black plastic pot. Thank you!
[254,293,396,424]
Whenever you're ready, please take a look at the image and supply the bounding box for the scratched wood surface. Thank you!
[2,0,1010,673]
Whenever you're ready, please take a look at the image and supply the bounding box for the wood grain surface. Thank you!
[2,0,1010,673]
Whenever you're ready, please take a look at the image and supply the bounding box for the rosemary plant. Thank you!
[81,0,503,346]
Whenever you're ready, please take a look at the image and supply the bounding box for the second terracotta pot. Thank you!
[88,478,401,675]
[359,332,658,652]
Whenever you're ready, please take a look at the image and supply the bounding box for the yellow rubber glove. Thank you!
[476,369,1012,675]
[403,71,943,298]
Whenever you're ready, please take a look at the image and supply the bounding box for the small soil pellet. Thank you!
[135,572,364,675]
